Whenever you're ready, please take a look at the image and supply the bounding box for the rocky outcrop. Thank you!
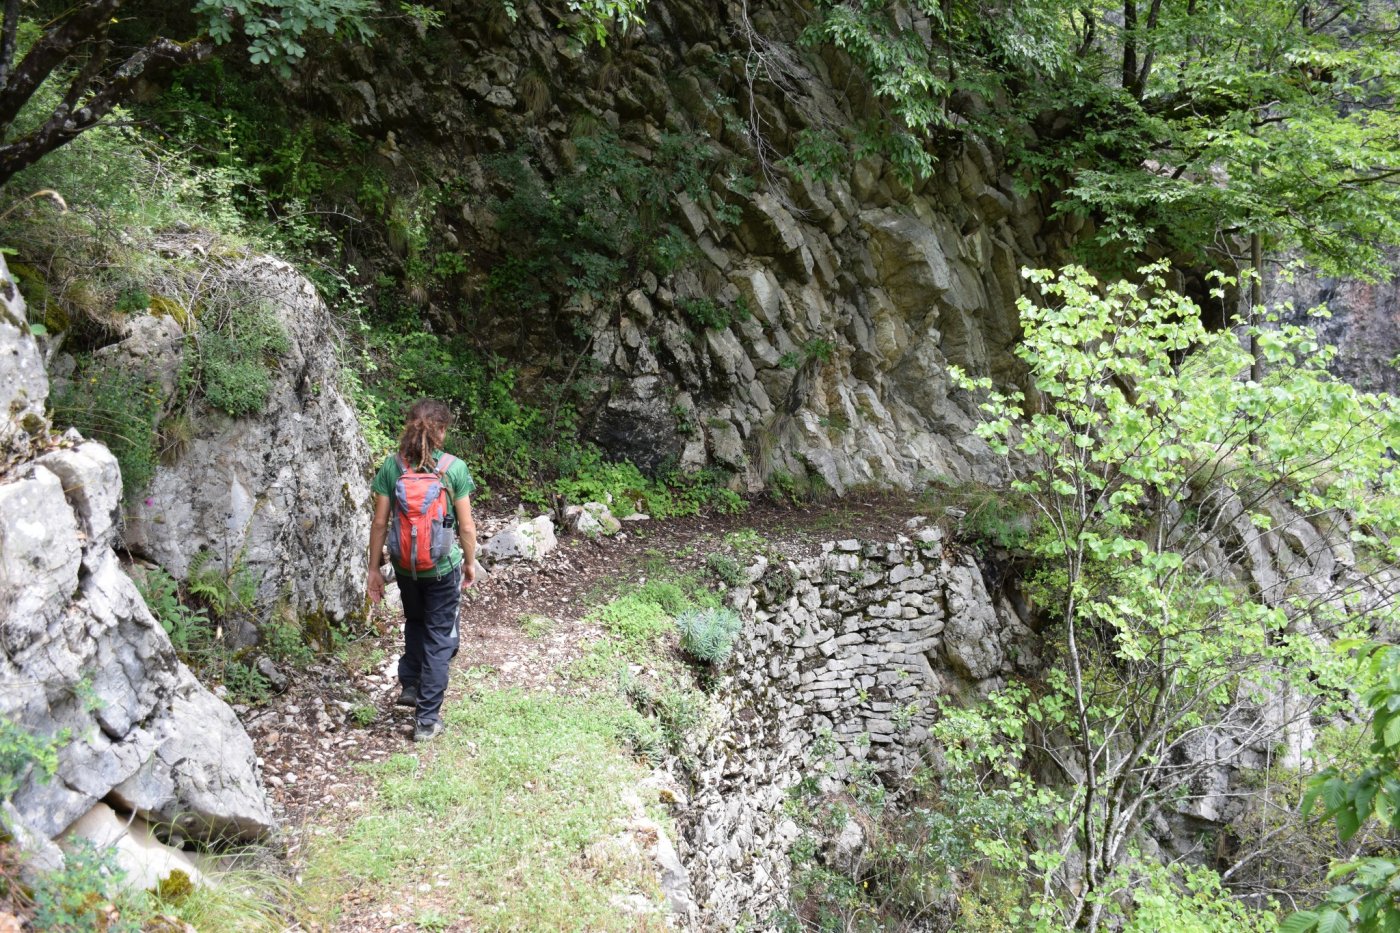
[120,256,370,632]
[0,267,47,471]
[1269,260,1400,395]
[299,0,1053,493]
[0,256,274,874]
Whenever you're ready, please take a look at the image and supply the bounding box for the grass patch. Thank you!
[920,478,1035,554]
[298,690,667,931]
[571,574,721,681]
[519,614,555,638]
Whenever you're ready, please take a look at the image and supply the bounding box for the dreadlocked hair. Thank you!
[398,399,453,471]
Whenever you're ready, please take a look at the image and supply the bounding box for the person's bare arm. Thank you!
[456,495,477,588]
[367,493,391,602]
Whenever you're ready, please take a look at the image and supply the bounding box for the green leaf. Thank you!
[1279,912,1319,933]
[1316,910,1349,933]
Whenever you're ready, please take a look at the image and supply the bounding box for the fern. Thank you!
[186,548,261,618]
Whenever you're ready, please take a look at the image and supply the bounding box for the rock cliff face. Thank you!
[1269,262,1400,396]
[0,256,274,873]
[300,0,1062,491]
[117,256,371,633]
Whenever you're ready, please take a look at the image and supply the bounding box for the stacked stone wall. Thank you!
[681,523,1034,927]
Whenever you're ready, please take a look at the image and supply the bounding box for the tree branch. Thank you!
[0,35,211,184]
[0,0,127,134]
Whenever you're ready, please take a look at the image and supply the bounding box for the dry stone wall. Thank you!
[681,523,1036,928]
[680,498,1397,926]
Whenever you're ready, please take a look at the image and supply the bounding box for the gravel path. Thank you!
[239,492,929,929]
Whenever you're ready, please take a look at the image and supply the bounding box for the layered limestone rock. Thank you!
[0,264,47,470]
[0,256,274,874]
[302,0,1056,492]
[119,256,370,632]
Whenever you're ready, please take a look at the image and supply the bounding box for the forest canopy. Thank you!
[805,0,1400,277]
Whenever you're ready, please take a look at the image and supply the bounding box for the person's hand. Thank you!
[368,567,385,604]
[461,561,477,590]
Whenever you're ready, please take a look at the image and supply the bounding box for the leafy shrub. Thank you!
[550,451,745,519]
[705,552,746,586]
[486,131,716,318]
[778,337,837,370]
[678,295,750,331]
[188,298,291,418]
[187,549,260,620]
[223,661,272,705]
[676,608,743,664]
[27,839,139,933]
[613,709,666,765]
[0,719,62,802]
[1114,862,1275,932]
[262,620,314,668]
[617,669,707,760]
[593,591,675,646]
[51,359,162,497]
[133,566,211,654]
[768,469,830,503]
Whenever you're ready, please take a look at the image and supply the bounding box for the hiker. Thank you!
[366,399,477,742]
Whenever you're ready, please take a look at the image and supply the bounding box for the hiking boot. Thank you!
[395,684,419,708]
[413,720,446,743]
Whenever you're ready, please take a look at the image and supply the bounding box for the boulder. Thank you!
[59,803,214,892]
[0,306,274,870]
[121,257,370,628]
[564,501,622,537]
[479,515,558,567]
[108,665,275,841]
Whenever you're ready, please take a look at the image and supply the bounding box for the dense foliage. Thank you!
[804,0,1400,276]
[1299,645,1400,932]
[949,264,1400,929]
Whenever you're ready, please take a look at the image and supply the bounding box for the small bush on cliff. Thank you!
[184,296,291,418]
[51,359,162,497]
[676,607,742,665]
[0,719,62,802]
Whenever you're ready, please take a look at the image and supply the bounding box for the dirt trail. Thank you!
[241,493,928,928]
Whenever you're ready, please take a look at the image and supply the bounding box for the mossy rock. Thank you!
[149,294,194,332]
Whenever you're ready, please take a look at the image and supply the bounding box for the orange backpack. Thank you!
[388,454,457,577]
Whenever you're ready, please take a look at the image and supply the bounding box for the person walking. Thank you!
[366,399,477,742]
